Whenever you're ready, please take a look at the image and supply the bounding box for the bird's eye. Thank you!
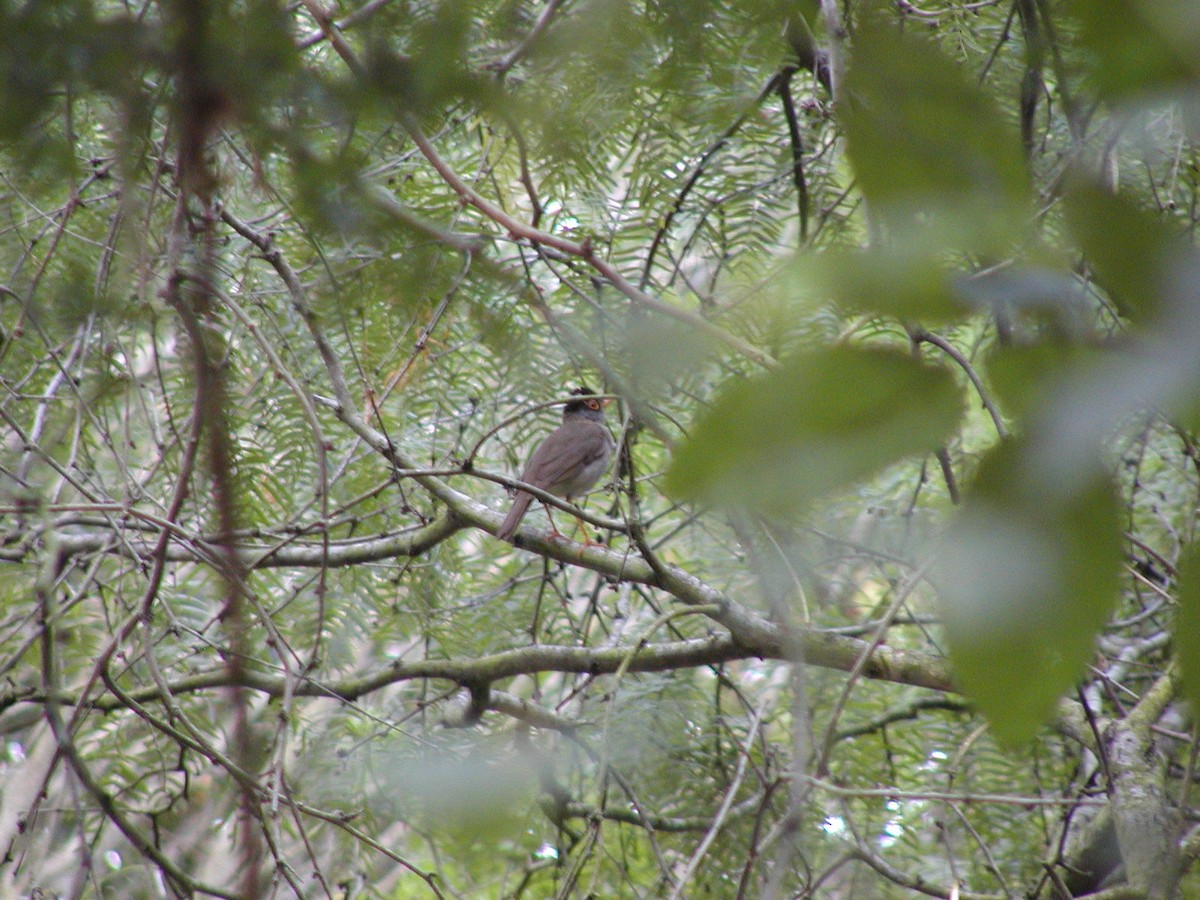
[586,399,600,410]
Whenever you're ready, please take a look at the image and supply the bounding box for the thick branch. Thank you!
[7,630,954,724]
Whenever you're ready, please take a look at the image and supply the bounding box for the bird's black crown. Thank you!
[565,385,602,414]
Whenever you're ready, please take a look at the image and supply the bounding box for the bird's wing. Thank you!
[521,422,611,494]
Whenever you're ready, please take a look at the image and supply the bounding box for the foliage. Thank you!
[2,0,1200,897]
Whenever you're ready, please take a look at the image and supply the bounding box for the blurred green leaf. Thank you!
[936,441,1121,746]
[665,346,963,512]
[956,265,1094,333]
[363,2,500,116]
[785,239,1087,328]
[1176,543,1200,712]
[1063,182,1191,323]
[1068,0,1200,99]
[985,344,1095,422]
[784,244,966,323]
[842,13,1030,248]
[384,740,537,838]
[1037,185,1200,440]
[0,3,148,143]
[214,0,302,119]
[619,312,716,402]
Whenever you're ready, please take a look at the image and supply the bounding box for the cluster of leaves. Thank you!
[671,2,1200,748]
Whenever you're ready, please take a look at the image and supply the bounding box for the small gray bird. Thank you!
[496,387,615,543]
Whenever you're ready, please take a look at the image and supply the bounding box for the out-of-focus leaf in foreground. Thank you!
[1178,544,1200,714]
[1176,543,1200,717]
[1063,181,1192,324]
[1068,0,1200,100]
[842,11,1030,251]
[936,441,1122,746]
[665,347,963,514]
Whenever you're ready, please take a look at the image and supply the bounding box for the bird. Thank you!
[496,387,615,543]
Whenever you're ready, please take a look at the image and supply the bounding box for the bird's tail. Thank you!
[496,491,534,542]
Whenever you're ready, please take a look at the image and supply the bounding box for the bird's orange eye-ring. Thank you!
[586,398,601,410]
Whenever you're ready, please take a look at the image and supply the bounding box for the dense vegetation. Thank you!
[3,0,1200,897]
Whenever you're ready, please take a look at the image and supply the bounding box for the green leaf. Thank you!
[784,245,967,323]
[1048,180,1200,435]
[1062,182,1191,323]
[784,241,1087,327]
[1068,0,1200,99]
[936,441,1122,746]
[665,346,963,512]
[0,3,148,144]
[841,13,1030,248]
[1176,543,1200,712]
[985,344,1097,422]
[619,312,717,403]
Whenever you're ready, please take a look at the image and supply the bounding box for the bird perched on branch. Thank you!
[496,387,615,543]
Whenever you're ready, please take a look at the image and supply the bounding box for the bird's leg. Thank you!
[545,499,599,546]
[572,513,601,547]
[564,496,603,548]
[543,502,566,541]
